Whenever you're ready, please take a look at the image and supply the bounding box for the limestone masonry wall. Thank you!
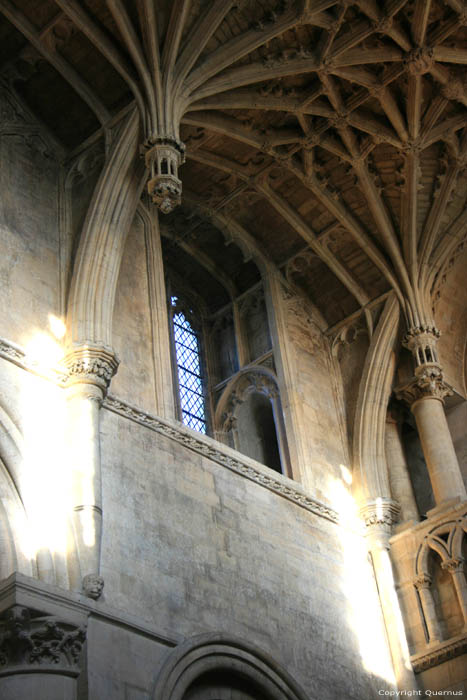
[99,407,394,700]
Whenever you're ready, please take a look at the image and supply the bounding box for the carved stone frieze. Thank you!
[0,606,86,675]
[0,336,69,383]
[411,634,467,673]
[103,394,339,525]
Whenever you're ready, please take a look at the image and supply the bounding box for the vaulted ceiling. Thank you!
[1,0,467,328]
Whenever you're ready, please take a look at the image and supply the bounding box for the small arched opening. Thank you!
[236,392,282,473]
[428,549,464,639]
[215,370,290,476]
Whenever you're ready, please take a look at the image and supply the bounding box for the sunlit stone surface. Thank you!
[0,2,466,698]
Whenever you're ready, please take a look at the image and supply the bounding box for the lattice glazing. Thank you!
[173,310,206,434]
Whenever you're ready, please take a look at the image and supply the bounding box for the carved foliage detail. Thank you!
[441,557,465,574]
[397,365,453,405]
[359,499,401,530]
[0,606,86,672]
[413,573,433,590]
[63,344,119,390]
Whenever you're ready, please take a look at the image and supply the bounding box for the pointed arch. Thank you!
[353,293,401,502]
[67,108,147,347]
[215,367,290,476]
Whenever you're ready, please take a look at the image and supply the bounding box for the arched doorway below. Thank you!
[183,669,268,699]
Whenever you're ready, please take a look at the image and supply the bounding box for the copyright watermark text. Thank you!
[378,692,463,697]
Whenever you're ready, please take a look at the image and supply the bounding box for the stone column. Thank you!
[385,410,419,523]
[361,499,418,691]
[63,343,118,598]
[441,558,467,627]
[413,573,443,644]
[0,605,86,700]
[398,327,466,507]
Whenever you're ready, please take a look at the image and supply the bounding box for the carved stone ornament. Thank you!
[143,138,185,214]
[220,370,280,433]
[359,498,401,531]
[63,343,119,391]
[82,574,104,600]
[403,324,440,364]
[0,606,86,675]
[413,573,433,590]
[412,635,467,673]
[441,557,465,574]
[396,365,453,406]
[404,47,434,75]
[103,394,340,525]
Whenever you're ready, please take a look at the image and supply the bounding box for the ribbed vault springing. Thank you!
[1,0,466,328]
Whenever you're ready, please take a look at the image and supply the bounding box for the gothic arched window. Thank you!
[170,295,207,434]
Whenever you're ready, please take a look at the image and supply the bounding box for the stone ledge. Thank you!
[0,336,68,384]
[411,632,467,672]
[0,573,180,649]
[0,335,341,527]
[103,394,341,526]
[390,501,467,546]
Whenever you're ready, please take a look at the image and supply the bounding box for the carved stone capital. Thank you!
[0,605,86,676]
[441,557,465,574]
[63,343,119,393]
[413,573,433,590]
[396,366,453,406]
[360,498,401,532]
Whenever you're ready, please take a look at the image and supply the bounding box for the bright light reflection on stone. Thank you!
[48,314,66,339]
[20,332,71,558]
[327,474,396,685]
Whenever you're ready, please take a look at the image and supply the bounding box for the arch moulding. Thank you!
[152,633,309,700]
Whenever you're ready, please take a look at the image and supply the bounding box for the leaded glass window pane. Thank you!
[172,304,207,434]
